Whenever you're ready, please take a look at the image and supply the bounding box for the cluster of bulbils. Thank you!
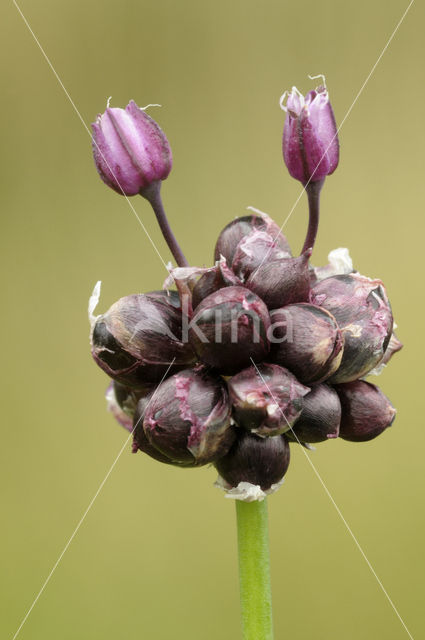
[89,78,401,501]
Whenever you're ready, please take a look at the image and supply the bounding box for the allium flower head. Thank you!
[280,77,339,184]
[89,81,402,503]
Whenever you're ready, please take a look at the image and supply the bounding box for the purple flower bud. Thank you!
[215,431,290,493]
[228,363,309,436]
[281,81,339,184]
[311,274,393,383]
[245,251,311,310]
[214,213,291,266]
[232,230,291,282]
[334,380,396,442]
[270,303,343,384]
[286,384,341,443]
[91,100,172,196]
[188,286,271,375]
[91,291,195,388]
[139,368,235,466]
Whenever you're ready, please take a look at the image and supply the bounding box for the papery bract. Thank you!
[311,248,353,284]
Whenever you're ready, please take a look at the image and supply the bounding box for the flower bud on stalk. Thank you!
[189,286,271,375]
[92,100,172,195]
[215,431,291,495]
[334,380,396,442]
[270,303,343,384]
[281,81,339,185]
[246,251,311,310]
[214,214,291,266]
[91,100,187,266]
[91,291,195,388]
[286,384,341,443]
[228,364,309,436]
[311,273,393,383]
[139,368,235,466]
[281,79,339,254]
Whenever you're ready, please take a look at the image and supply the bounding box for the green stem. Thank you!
[236,499,274,640]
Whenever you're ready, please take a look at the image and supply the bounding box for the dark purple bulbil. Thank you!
[191,259,241,310]
[138,367,235,465]
[215,431,291,491]
[246,251,311,310]
[270,303,343,384]
[311,273,393,383]
[286,384,341,443]
[214,213,291,266]
[91,291,195,388]
[334,380,396,442]
[228,363,309,436]
[232,230,291,282]
[189,286,271,375]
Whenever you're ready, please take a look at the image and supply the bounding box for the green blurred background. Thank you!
[1,0,423,638]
